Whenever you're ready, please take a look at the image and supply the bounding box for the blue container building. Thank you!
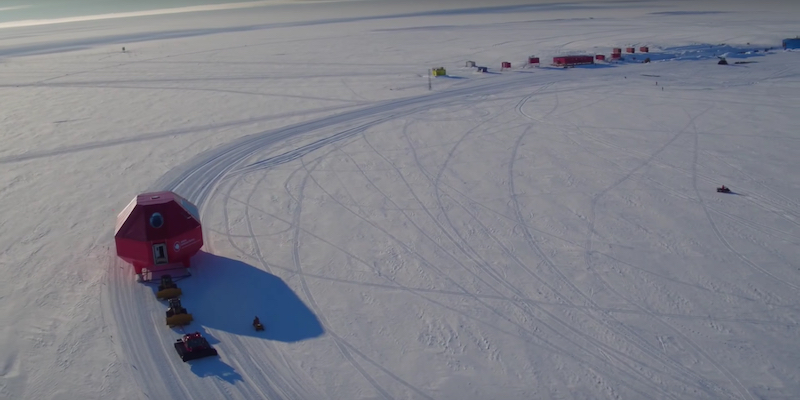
[783,37,800,49]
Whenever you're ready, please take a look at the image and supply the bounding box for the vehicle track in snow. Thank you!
[103,61,792,399]
[307,115,670,400]
[283,97,704,398]
[501,135,687,399]
[416,85,692,396]
[302,140,556,344]
[364,82,700,396]
[213,171,318,400]
[563,115,800,292]
[288,154,398,400]
[514,95,751,396]
[510,85,775,396]
[688,117,755,400]
[105,258,233,400]
[575,128,800,234]
[703,151,800,228]
[427,83,707,396]
[107,70,577,400]
[577,105,755,400]
[505,126,710,398]
[274,140,523,399]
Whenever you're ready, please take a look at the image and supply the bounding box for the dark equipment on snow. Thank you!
[717,185,731,193]
[253,316,264,331]
[174,332,218,362]
[166,297,194,327]
[156,274,182,299]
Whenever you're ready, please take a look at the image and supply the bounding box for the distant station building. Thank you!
[552,55,594,67]
[783,37,800,49]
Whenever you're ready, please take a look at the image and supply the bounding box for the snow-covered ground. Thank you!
[1,0,799,399]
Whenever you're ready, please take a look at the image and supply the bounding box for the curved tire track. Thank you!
[107,71,557,400]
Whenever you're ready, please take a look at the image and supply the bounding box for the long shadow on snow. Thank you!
[190,358,243,384]
[172,327,244,383]
[170,251,324,342]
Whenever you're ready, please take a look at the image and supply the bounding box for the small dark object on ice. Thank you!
[174,332,218,362]
[253,316,264,331]
[717,185,731,193]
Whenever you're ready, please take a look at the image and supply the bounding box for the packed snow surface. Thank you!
[1,0,799,399]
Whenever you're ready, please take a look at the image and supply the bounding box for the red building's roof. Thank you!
[115,191,200,242]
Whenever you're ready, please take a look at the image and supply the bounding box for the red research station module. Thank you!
[115,191,203,280]
[552,55,594,67]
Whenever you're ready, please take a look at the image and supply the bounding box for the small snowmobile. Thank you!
[253,316,264,331]
[716,185,731,193]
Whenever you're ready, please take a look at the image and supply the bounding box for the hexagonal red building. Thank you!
[115,191,203,280]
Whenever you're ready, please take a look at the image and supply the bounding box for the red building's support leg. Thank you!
[133,264,144,282]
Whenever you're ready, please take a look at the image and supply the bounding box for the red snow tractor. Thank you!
[174,332,218,362]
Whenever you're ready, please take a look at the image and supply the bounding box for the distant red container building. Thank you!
[612,48,622,54]
[626,47,635,53]
[595,54,606,61]
[640,46,649,53]
[552,55,594,67]
[501,61,511,69]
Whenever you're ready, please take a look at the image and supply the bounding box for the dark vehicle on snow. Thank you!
[174,332,218,362]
